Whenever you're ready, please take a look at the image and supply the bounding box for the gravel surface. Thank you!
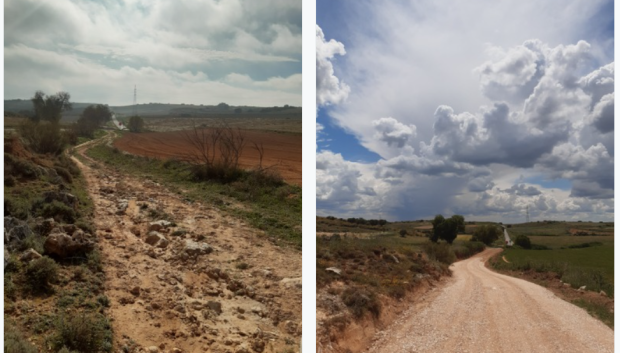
[365,248,614,353]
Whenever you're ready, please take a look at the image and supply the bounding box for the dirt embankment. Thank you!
[72,134,302,352]
[364,248,614,353]
[113,129,301,186]
[317,277,448,353]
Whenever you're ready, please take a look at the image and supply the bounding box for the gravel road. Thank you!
[365,248,614,353]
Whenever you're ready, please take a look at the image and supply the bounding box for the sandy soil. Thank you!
[113,129,301,186]
[71,133,302,353]
[364,248,614,353]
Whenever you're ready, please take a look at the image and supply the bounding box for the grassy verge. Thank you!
[76,129,107,145]
[5,133,112,352]
[85,143,302,248]
[572,299,614,328]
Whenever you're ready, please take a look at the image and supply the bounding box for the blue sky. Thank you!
[317,0,614,222]
[4,0,301,106]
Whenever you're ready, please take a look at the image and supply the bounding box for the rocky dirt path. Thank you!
[71,133,302,353]
[365,248,613,353]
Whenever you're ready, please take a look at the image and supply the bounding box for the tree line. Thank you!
[17,90,145,155]
[430,214,501,246]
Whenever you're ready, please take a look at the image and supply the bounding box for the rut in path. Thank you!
[365,248,613,353]
[71,135,302,353]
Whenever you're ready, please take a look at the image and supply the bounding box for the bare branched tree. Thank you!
[182,120,246,180]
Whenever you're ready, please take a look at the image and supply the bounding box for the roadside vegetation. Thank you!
[316,214,487,340]
[490,223,614,328]
[85,130,302,248]
[4,91,113,352]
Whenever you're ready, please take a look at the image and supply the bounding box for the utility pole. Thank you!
[526,205,530,224]
[133,85,137,116]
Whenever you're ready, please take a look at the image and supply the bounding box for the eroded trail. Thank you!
[71,134,302,353]
[366,248,613,353]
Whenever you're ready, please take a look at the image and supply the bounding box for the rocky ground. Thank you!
[72,134,302,353]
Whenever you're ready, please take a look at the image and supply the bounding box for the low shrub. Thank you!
[453,241,485,259]
[341,287,381,319]
[40,200,76,223]
[5,175,16,187]
[23,256,58,294]
[514,234,531,249]
[18,120,66,155]
[17,233,45,255]
[422,242,456,265]
[54,166,73,184]
[567,242,603,249]
[4,323,38,353]
[5,153,40,180]
[51,311,113,352]
[97,295,110,308]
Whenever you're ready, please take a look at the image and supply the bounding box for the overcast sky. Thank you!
[317,0,614,223]
[5,0,301,106]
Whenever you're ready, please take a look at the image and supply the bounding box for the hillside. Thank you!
[4,99,301,122]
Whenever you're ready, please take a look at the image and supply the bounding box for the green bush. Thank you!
[453,241,485,259]
[471,224,500,245]
[515,235,531,249]
[23,256,58,294]
[17,233,45,255]
[423,242,456,265]
[189,163,244,183]
[40,200,76,223]
[54,166,73,184]
[341,287,381,319]
[5,323,38,353]
[5,175,16,187]
[18,120,66,155]
[5,153,40,180]
[51,312,113,352]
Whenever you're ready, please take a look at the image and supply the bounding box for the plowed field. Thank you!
[113,130,301,185]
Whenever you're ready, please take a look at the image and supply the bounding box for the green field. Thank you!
[507,221,613,237]
[502,245,614,282]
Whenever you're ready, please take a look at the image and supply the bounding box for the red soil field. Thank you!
[113,129,301,185]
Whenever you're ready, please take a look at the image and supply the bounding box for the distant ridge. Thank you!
[4,99,301,122]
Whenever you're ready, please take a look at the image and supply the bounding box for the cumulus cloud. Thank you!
[501,184,542,196]
[476,39,546,103]
[316,151,381,212]
[372,117,416,148]
[316,25,350,107]
[316,1,613,222]
[536,142,613,198]
[428,103,570,168]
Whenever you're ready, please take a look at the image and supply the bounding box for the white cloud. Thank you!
[4,0,301,105]
[316,0,613,221]
[372,117,416,148]
[316,25,350,107]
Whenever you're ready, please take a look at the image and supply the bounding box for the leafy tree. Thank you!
[515,234,531,249]
[81,104,111,126]
[128,116,144,133]
[31,91,72,123]
[399,229,407,237]
[431,214,461,244]
[452,215,465,233]
[471,224,500,245]
[430,215,445,242]
[74,105,112,138]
